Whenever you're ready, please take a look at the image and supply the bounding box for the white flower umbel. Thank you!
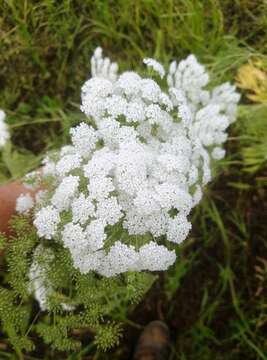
[51,175,80,211]
[17,47,240,283]
[0,110,10,148]
[16,193,34,214]
[70,122,98,158]
[33,205,60,239]
[139,242,176,271]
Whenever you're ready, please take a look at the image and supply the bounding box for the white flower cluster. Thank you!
[19,48,240,279]
[0,109,10,148]
[16,193,34,214]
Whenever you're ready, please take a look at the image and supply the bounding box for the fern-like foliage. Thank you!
[94,322,123,351]
[0,216,156,354]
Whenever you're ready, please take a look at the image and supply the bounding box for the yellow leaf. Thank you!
[236,60,267,104]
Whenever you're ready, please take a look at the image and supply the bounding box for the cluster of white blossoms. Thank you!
[18,47,240,279]
[16,192,34,214]
[0,109,10,148]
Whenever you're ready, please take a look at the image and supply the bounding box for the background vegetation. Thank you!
[0,0,267,358]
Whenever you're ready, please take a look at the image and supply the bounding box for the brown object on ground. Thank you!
[133,321,171,360]
[0,181,33,235]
